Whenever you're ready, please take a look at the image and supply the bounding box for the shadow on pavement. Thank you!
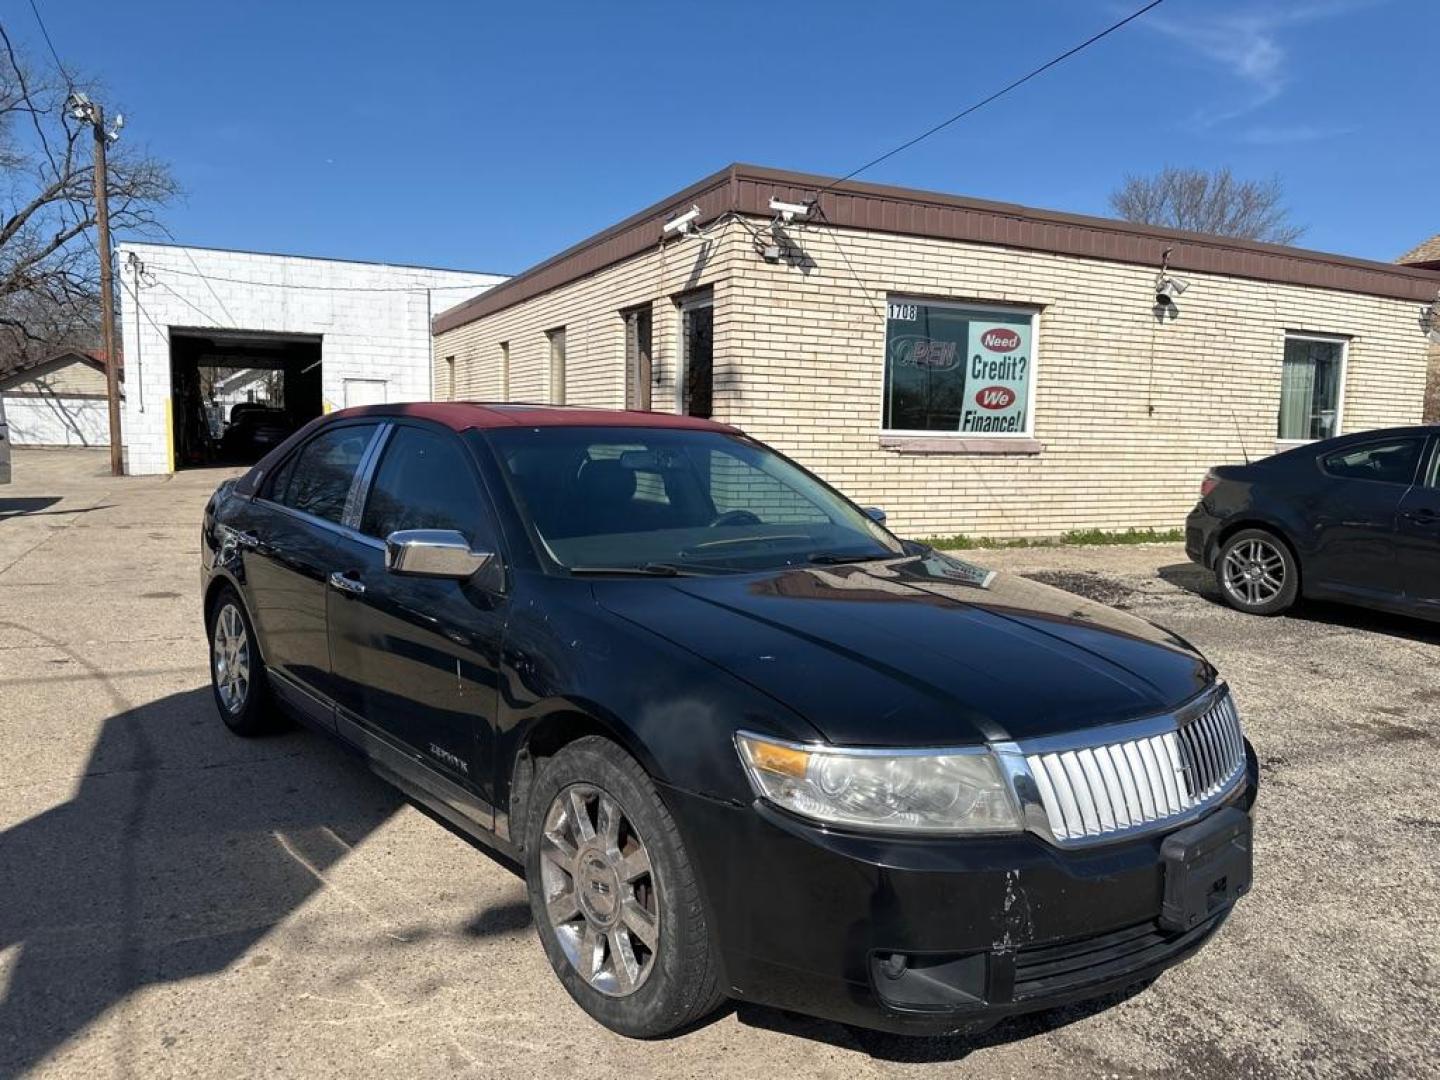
[1158,562,1440,645]
[735,980,1152,1063]
[0,687,404,1076]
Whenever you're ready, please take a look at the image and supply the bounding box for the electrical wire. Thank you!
[143,263,501,294]
[25,0,72,89]
[812,0,1167,199]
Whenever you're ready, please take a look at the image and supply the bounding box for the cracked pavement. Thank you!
[0,449,1436,1078]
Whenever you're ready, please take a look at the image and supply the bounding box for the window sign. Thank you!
[884,300,1034,435]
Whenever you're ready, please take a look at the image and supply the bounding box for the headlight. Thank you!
[734,732,1022,835]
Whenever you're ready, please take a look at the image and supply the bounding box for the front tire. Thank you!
[523,736,725,1038]
[1216,528,1298,616]
[207,586,278,736]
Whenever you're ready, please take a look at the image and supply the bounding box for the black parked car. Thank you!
[202,403,1257,1038]
[1187,425,1439,620]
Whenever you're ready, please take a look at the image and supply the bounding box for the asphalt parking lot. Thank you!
[1,448,1437,1079]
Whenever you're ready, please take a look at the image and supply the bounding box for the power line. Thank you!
[149,263,501,293]
[25,0,71,88]
[813,0,1167,199]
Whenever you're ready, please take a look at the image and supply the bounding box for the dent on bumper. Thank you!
[662,754,1257,1035]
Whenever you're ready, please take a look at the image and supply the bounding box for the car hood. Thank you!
[592,552,1215,746]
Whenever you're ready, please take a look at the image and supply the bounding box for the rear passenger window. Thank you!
[1321,439,1424,485]
[270,423,378,524]
[361,426,486,544]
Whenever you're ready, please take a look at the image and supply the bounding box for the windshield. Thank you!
[484,426,905,573]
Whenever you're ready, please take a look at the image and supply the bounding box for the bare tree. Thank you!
[0,29,176,373]
[1109,166,1305,246]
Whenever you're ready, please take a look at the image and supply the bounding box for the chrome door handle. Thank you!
[328,571,366,596]
[1402,509,1438,524]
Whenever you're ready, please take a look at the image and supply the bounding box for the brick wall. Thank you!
[433,220,1431,539]
[118,244,504,475]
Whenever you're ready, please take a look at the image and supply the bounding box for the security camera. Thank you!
[1155,275,1189,306]
[662,205,701,237]
[768,198,812,223]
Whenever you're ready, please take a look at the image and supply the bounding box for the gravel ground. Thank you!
[1,448,1436,1079]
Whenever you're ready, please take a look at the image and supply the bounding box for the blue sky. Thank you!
[11,0,1437,273]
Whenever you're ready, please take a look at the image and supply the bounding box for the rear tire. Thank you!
[206,586,278,736]
[1215,528,1298,616]
[523,736,725,1038]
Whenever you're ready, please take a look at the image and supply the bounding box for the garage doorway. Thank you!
[169,331,321,469]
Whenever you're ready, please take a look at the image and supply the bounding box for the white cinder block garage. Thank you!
[118,243,504,475]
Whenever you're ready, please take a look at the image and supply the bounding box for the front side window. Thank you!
[269,422,378,525]
[1321,439,1424,485]
[883,299,1035,436]
[361,426,487,543]
[1279,335,1344,441]
[484,426,901,573]
[679,291,713,419]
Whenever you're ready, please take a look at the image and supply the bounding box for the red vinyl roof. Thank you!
[326,401,739,434]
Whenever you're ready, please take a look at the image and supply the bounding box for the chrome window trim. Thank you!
[253,497,386,551]
[342,422,393,530]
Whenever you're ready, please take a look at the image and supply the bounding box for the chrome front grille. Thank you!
[1017,690,1245,845]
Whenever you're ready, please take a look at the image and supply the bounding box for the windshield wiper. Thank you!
[568,563,702,578]
[806,551,897,565]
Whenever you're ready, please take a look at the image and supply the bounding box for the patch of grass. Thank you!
[924,527,1185,551]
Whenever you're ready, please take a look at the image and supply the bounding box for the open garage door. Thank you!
[169,331,321,469]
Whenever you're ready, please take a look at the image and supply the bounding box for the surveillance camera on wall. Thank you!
[768,198,812,223]
[1155,275,1189,307]
[662,205,702,237]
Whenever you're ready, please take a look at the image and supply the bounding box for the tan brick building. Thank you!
[432,165,1440,539]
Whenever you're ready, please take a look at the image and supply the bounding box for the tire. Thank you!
[1215,528,1299,616]
[523,736,725,1038]
[206,586,278,736]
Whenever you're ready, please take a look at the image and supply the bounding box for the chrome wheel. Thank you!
[1222,538,1286,607]
[212,603,251,714]
[539,784,660,997]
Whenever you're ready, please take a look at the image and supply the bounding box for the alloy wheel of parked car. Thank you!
[212,603,251,714]
[540,783,660,997]
[206,588,278,736]
[1217,529,1299,616]
[524,736,724,1037]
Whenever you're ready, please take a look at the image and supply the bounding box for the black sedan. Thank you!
[203,402,1257,1038]
[1187,425,1439,620]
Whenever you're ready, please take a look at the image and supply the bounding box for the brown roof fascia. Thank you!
[434,163,1440,334]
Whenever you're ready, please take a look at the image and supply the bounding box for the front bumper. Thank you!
[665,743,1258,1036]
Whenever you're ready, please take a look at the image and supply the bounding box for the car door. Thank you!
[1303,437,1426,600]
[326,421,508,822]
[1396,437,1440,614]
[242,419,382,725]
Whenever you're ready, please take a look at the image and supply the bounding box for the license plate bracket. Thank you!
[1159,806,1253,932]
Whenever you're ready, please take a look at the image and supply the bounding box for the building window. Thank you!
[678,290,713,419]
[547,329,566,405]
[1278,334,1345,442]
[499,341,510,400]
[883,298,1036,436]
[623,306,653,410]
[444,355,456,401]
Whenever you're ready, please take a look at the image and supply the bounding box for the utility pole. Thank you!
[68,93,125,476]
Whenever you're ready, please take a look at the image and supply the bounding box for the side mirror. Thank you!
[384,529,491,579]
[863,506,888,525]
